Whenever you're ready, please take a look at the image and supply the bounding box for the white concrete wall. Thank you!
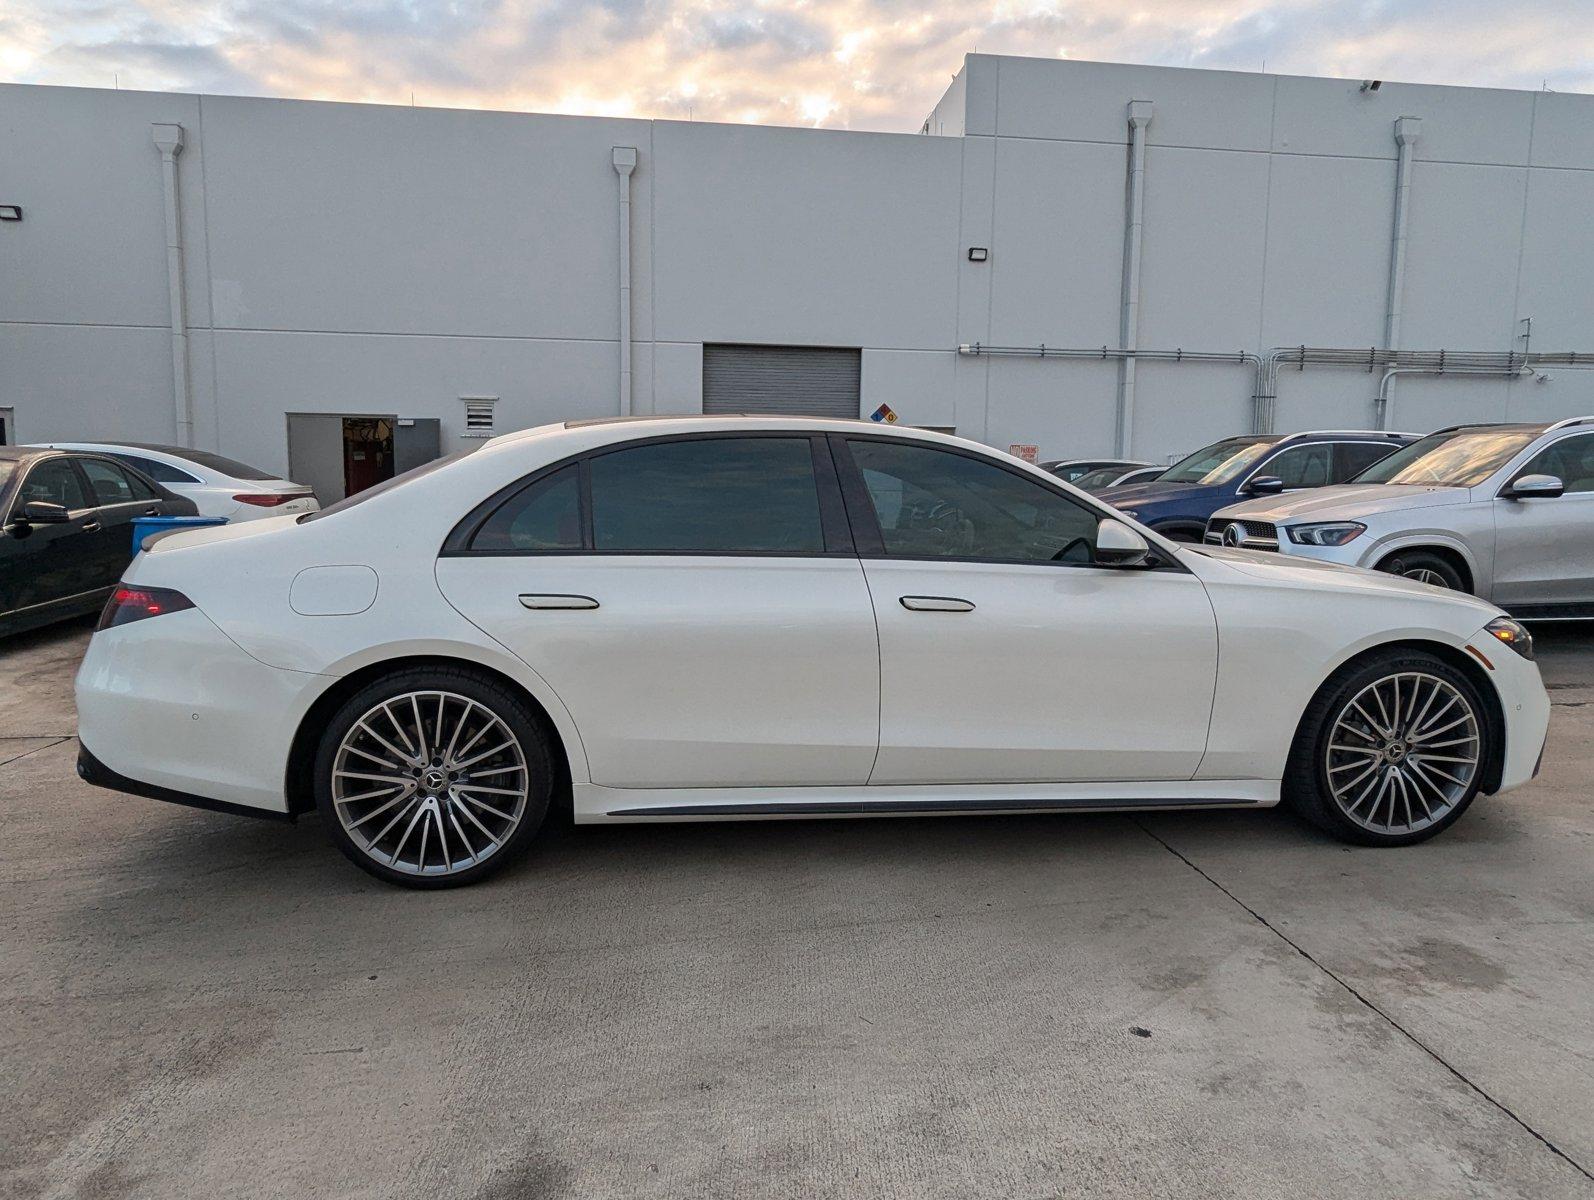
[4,54,1594,473]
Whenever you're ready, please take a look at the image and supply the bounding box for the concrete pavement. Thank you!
[2,616,1591,1199]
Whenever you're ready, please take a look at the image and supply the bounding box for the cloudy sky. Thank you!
[3,0,1589,132]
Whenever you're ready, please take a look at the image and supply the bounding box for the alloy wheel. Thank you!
[1324,671,1481,835]
[331,690,529,877]
[1402,567,1452,588]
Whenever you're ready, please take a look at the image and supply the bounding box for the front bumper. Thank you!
[1469,627,1552,795]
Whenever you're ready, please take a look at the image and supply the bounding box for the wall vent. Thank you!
[461,397,498,438]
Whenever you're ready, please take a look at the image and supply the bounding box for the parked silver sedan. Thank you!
[1207,417,1594,619]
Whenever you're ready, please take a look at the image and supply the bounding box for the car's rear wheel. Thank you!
[314,667,552,888]
[1377,549,1464,591]
[1284,651,1490,846]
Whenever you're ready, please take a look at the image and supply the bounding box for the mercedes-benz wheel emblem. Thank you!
[1222,523,1248,547]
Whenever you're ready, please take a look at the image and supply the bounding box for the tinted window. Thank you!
[849,440,1099,563]
[19,459,89,510]
[470,466,582,551]
[172,449,277,480]
[1517,433,1594,494]
[1354,428,1540,487]
[110,453,198,484]
[590,438,824,553]
[79,458,150,505]
[1258,443,1332,489]
[1335,442,1399,480]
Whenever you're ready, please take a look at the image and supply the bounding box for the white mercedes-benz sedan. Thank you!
[76,417,1551,888]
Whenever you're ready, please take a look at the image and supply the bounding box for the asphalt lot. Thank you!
[2,618,1593,1199]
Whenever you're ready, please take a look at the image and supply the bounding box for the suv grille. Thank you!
[1204,518,1280,549]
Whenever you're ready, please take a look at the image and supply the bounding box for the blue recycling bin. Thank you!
[131,515,228,552]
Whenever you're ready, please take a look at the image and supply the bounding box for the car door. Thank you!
[1492,431,1594,609]
[435,433,880,789]
[74,456,166,590]
[834,435,1218,785]
[0,457,99,617]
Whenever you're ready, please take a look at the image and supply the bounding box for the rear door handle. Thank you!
[899,595,975,612]
[519,594,599,610]
[81,521,102,533]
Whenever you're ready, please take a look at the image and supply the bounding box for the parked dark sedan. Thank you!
[0,447,197,637]
[1098,430,1417,542]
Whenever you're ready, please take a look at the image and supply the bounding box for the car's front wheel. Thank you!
[1377,549,1464,591]
[314,667,552,888]
[1284,651,1490,846]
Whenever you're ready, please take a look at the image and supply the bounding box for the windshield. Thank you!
[1158,438,1278,485]
[1072,467,1128,490]
[168,449,278,480]
[302,450,472,521]
[1352,428,1540,488]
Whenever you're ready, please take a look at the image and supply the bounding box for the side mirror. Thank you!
[1505,473,1564,500]
[1244,475,1286,496]
[20,501,70,524]
[1095,517,1150,567]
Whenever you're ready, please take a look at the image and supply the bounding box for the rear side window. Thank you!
[469,466,582,551]
[590,438,824,553]
[1334,442,1398,481]
[110,453,199,485]
[79,458,156,504]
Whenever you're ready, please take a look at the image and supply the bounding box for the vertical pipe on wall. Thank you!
[611,147,639,417]
[1116,101,1154,457]
[151,124,194,447]
[1379,117,1422,429]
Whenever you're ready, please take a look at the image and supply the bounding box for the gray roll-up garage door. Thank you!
[702,345,862,419]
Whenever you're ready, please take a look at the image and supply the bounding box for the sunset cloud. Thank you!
[5,0,1591,132]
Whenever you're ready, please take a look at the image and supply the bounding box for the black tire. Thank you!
[1155,524,1205,544]
[1377,549,1465,592]
[314,665,552,888]
[1282,650,1491,847]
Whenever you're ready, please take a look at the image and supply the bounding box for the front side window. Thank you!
[18,459,89,511]
[1515,433,1594,494]
[1354,428,1541,488]
[847,440,1099,564]
[1257,443,1333,489]
[1159,438,1279,485]
[470,466,582,551]
[590,438,825,553]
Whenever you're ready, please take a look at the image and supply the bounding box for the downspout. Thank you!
[1116,101,1154,457]
[611,147,638,416]
[152,124,194,447]
[1381,116,1422,424]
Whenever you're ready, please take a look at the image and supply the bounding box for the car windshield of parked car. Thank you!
[174,449,280,480]
[1158,438,1277,485]
[1351,428,1541,488]
[304,450,473,521]
[1070,467,1125,491]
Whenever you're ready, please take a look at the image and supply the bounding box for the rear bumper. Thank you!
[75,607,323,815]
[77,743,294,822]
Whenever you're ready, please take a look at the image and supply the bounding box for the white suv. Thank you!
[1208,417,1594,618]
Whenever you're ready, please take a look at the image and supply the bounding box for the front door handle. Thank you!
[900,595,975,612]
[519,594,599,610]
[81,521,103,533]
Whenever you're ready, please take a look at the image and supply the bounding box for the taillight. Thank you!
[233,493,305,507]
[96,585,195,631]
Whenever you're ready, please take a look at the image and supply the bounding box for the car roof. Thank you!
[35,440,188,455]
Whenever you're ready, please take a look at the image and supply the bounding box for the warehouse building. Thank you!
[4,54,1594,500]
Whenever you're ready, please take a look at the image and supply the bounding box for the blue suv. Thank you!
[1099,430,1418,542]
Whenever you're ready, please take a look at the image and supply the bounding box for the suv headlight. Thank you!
[1485,616,1535,661]
[1287,521,1366,546]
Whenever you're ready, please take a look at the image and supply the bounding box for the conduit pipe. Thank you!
[152,124,194,447]
[1116,101,1155,457]
[1381,117,1423,419]
[611,147,638,416]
